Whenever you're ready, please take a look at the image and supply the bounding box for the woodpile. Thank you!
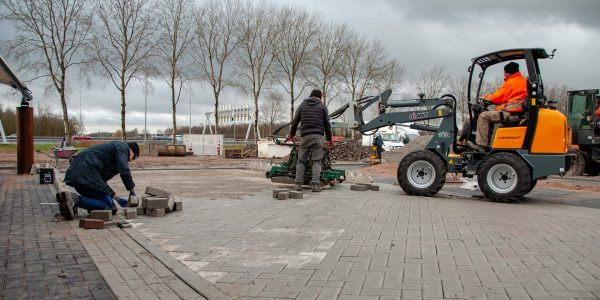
[330,141,370,161]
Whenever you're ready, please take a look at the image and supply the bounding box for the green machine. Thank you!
[265,127,346,187]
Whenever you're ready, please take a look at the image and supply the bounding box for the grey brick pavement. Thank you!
[126,169,600,299]
[0,170,115,299]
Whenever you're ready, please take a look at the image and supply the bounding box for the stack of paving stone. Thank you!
[139,186,183,217]
[78,210,132,229]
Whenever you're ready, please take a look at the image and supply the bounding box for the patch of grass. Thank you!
[0,144,75,152]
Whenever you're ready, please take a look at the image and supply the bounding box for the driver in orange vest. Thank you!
[468,62,528,153]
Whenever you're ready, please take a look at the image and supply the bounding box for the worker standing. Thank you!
[468,62,528,153]
[57,141,139,220]
[288,89,333,192]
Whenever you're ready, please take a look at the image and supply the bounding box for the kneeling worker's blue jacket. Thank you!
[65,141,134,196]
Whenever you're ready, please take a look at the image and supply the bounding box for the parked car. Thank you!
[152,133,171,141]
[73,135,93,140]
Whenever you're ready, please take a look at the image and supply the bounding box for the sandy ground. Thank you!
[3,148,599,193]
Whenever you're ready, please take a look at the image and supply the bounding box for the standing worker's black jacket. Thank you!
[65,141,134,196]
[290,97,332,141]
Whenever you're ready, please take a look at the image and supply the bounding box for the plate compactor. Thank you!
[265,130,346,187]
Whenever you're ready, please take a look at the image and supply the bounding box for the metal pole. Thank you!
[144,76,148,151]
[189,82,192,136]
[79,80,82,132]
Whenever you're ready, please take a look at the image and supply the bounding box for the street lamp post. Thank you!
[144,76,148,152]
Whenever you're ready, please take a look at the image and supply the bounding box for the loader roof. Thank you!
[471,48,549,69]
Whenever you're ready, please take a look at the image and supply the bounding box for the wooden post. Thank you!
[17,106,34,175]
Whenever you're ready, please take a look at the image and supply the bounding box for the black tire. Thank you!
[584,159,600,176]
[566,149,585,176]
[398,150,446,197]
[525,179,537,194]
[477,152,532,203]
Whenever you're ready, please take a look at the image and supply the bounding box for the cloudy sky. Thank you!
[1,0,599,134]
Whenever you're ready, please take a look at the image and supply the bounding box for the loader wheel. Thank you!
[566,149,584,176]
[585,160,600,176]
[525,179,537,194]
[477,152,532,203]
[398,150,446,197]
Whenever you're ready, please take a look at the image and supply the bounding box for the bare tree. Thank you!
[90,0,156,142]
[193,0,242,134]
[156,0,195,144]
[236,1,280,142]
[304,23,351,107]
[374,58,405,92]
[412,65,450,99]
[544,82,572,114]
[259,91,286,134]
[411,65,450,126]
[341,39,387,102]
[273,6,319,121]
[0,0,92,145]
[448,76,470,123]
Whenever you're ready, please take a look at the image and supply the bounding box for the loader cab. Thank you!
[567,89,600,139]
[466,48,568,155]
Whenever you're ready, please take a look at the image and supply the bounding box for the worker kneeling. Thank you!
[56,141,139,220]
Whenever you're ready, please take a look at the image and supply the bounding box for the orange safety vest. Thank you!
[596,105,600,117]
[484,72,528,113]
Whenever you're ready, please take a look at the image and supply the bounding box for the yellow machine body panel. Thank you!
[531,108,568,154]
[492,127,526,149]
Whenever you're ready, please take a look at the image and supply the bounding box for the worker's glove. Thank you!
[326,140,334,149]
[287,135,295,143]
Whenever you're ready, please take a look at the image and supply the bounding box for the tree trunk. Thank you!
[253,92,259,143]
[214,89,219,134]
[171,75,177,145]
[120,86,127,142]
[59,85,71,147]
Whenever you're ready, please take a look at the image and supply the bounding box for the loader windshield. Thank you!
[568,93,596,129]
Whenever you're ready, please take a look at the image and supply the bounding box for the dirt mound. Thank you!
[330,140,370,161]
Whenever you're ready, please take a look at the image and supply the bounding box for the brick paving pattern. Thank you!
[127,169,600,299]
[0,170,115,299]
[74,224,204,299]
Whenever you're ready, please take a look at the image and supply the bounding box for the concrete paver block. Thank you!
[368,184,380,191]
[136,207,145,215]
[277,191,290,200]
[89,210,112,221]
[146,198,169,209]
[79,219,104,229]
[125,209,137,220]
[150,208,166,217]
[165,195,176,213]
[145,186,171,198]
[289,191,303,199]
[174,201,182,211]
[350,184,369,191]
[273,189,289,198]
[128,195,139,207]
[117,220,132,229]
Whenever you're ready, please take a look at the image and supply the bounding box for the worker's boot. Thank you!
[467,141,488,153]
[311,182,322,192]
[56,191,77,220]
[294,182,303,191]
